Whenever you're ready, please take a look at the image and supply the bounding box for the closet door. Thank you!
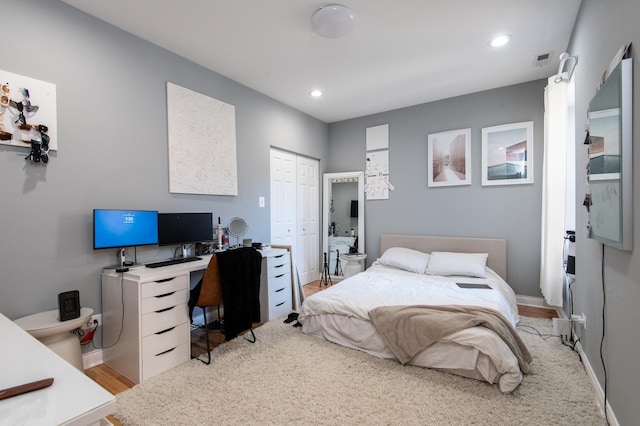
[270,149,319,285]
[296,156,319,284]
[270,149,296,251]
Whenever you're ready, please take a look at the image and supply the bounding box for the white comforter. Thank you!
[299,264,524,393]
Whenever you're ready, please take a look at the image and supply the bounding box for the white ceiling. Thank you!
[61,0,581,123]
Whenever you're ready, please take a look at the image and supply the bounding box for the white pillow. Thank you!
[426,252,488,278]
[377,247,430,274]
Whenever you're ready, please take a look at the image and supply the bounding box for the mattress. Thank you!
[299,264,524,393]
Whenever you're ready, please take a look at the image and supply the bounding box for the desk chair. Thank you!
[192,248,262,365]
[193,255,224,365]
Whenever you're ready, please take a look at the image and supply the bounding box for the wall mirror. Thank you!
[587,57,633,250]
[322,171,365,277]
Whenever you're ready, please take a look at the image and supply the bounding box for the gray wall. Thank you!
[0,1,328,320]
[327,80,546,297]
[568,0,640,423]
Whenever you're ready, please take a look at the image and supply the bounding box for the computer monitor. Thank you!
[158,212,214,257]
[93,209,159,250]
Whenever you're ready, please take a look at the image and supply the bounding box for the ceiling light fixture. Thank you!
[311,4,355,38]
[489,34,511,48]
[310,89,323,98]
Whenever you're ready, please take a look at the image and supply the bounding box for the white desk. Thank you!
[101,249,292,384]
[0,312,115,426]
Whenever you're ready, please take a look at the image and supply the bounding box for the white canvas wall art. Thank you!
[166,82,237,195]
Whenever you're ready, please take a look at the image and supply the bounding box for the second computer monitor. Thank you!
[158,212,214,247]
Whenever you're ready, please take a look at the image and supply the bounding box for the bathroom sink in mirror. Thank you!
[322,171,365,278]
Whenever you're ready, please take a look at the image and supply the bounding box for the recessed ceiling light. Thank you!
[310,89,323,98]
[489,34,511,48]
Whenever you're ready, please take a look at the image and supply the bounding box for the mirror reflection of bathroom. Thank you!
[324,172,364,278]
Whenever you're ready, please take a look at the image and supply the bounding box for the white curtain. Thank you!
[540,75,568,307]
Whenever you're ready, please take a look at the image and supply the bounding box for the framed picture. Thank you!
[427,128,471,187]
[481,121,534,186]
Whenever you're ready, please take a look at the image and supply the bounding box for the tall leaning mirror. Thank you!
[322,171,365,278]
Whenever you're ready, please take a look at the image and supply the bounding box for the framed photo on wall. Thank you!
[427,128,471,187]
[481,121,534,186]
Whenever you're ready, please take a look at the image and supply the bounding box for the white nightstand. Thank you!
[339,253,367,278]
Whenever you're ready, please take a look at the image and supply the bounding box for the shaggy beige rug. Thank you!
[114,317,604,425]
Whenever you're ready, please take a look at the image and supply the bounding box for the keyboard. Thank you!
[145,256,202,268]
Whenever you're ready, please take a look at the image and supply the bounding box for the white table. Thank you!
[339,253,367,278]
[0,312,115,426]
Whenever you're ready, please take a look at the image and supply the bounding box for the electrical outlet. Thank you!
[571,313,586,329]
[91,313,102,327]
[81,314,102,330]
[259,196,265,207]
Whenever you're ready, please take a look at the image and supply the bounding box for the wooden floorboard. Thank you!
[86,279,557,400]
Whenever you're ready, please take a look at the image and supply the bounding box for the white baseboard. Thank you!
[82,348,103,370]
[573,340,619,425]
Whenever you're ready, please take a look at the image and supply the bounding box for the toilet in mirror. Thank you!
[322,171,365,279]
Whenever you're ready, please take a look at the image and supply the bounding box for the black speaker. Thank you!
[58,290,80,321]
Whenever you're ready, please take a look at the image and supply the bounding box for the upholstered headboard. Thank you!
[380,234,507,280]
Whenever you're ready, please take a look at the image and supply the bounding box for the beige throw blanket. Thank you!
[369,305,532,373]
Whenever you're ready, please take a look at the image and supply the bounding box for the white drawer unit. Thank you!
[102,269,191,384]
[259,249,293,322]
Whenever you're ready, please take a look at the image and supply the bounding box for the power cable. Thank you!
[600,244,609,425]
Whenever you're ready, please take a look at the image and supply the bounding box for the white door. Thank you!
[270,149,296,250]
[270,149,319,285]
[296,156,320,284]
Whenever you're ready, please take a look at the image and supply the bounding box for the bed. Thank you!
[299,234,531,393]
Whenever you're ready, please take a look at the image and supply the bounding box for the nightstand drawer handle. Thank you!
[276,302,285,307]
[156,277,176,283]
[274,254,284,259]
[275,287,285,293]
[275,273,285,278]
[155,306,175,314]
[155,291,176,299]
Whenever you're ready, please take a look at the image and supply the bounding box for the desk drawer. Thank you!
[141,304,188,336]
[141,274,188,299]
[142,342,190,382]
[266,255,290,276]
[268,295,292,319]
[142,322,189,359]
[141,289,188,315]
[268,272,290,293]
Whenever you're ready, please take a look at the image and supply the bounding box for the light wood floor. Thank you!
[86,279,558,424]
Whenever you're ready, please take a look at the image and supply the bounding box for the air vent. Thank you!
[533,51,553,67]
